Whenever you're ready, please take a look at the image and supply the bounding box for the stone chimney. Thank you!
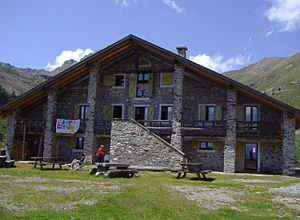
[176,46,188,58]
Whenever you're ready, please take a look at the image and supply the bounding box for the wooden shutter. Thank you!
[148,73,154,97]
[128,74,136,98]
[214,142,223,151]
[103,105,112,120]
[215,105,222,121]
[237,105,245,122]
[161,73,173,86]
[127,105,134,119]
[73,105,79,119]
[147,106,154,120]
[69,137,76,149]
[191,141,199,150]
[199,105,206,120]
[103,75,114,86]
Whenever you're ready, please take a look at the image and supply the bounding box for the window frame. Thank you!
[113,74,125,88]
[159,104,173,120]
[79,105,88,119]
[199,141,214,150]
[136,73,149,98]
[198,104,216,121]
[111,104,124,119]
[76,137,84,150]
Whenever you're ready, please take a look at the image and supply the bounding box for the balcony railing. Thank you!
[16,118,44,133]
[237,121,282,138]
[137,120,173,136]
[95,120,112,134]
[181,120,227,136]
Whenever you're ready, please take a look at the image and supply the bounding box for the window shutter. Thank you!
[237,105,245,121]
[73,105,79,119]
[128,74,136,98]
[69,137,76,149]
[161,73,173,86]
[214,142,223,150]
[148,73,154,97]
[191,141,199,150]
[127,105,134,119]
[103,75,114,86]
[103,105,112,120]
[147,106,154,120]
[199,105,206,120]
[215,105,222,121]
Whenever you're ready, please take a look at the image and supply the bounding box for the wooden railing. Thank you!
[16,118,44,133]
[237,121,282,138]
[95,120,112,134]
[181,121,227,136]
[137,120,173,136]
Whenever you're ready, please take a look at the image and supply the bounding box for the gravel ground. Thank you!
[269,182,300,197]
[166,185,246,210]
[234,179,282,183]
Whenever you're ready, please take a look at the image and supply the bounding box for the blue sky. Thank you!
[0,0,300,73]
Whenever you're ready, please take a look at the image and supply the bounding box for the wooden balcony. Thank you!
[16,118,44,134]
[137,120,173,137]
[237,121,282,139]
[181,121,227,136]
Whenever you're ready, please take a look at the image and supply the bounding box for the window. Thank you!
[114,75,125,87]
[77,137,84,150]
[245,106,258,130]
[135,107,147,121]
[161,105,172,120]
[112,105,123,119]
[136,73,149,98]
[206,106,215,121]
[200,142,214,150]
[79,106,87,119]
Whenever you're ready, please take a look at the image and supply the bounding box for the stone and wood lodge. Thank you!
[1,35,300,175]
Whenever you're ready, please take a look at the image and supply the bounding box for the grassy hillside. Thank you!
[224,52,300,109]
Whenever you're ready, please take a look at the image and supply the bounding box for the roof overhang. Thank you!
[1,34,300,129]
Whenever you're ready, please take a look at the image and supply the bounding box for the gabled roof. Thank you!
[1,34,300,129]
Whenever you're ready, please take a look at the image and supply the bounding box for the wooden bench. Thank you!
[105,169,138,178]
[0,155,7,168]
[177,163,211,180]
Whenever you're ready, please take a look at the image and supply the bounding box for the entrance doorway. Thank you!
[245,143,258,171]
[135,107,147,121]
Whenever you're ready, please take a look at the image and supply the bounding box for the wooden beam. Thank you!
[237,137,282,143]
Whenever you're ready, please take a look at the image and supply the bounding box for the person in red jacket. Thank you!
[96,145,105,163]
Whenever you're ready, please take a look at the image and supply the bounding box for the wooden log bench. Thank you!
[4,160,15,168]
[105,169,138,178]
[0,155,7,168]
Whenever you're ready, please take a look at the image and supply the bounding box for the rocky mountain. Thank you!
[224,52,300,109]
[0,59,78,100]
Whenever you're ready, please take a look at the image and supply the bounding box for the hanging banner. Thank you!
[56,119,80,134]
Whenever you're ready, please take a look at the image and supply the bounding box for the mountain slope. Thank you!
[224,52,300,109]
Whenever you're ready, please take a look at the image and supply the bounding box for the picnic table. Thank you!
[95,163,137,178]
[30,157,64,169]
[176,163,211,180]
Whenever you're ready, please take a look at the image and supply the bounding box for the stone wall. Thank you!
[282,112,295,175]
[6,110,18,160]
[260,142,282,174]
[183,140,224,171]
[110,119,183,168]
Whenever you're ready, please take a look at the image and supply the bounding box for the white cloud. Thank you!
[115,0,137,7]
[45,48,93,71]
[264,0,300,32]
[189,53,251,73]
[162,0,183,13]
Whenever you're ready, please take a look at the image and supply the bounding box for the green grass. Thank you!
[0,164,299,219]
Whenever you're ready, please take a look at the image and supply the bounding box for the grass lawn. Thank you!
[0,164,300,220]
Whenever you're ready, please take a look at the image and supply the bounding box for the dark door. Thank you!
[135,107,146,121]
[245,143,258,171]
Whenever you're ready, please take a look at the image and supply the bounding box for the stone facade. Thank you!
[110,119,183,168]
[6,110,18,160]
[43,89,58,159]
[260,142,282,174]
[171,65,184,151]
[282,112,295,175]
[84,65,100,163]
[224,88,237,173]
